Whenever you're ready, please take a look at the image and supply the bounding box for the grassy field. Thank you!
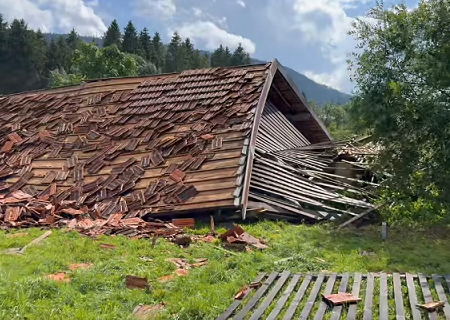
[0,221,449,320]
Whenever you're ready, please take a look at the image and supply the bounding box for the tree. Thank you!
[191,50,210,69]
[178,38,194,71]
[151,32,165,69]
[230,43,250,66]
[139,28,152,61]
[349,0,450,222]
[165,31,181,72]
[103,19,121,48]
[66,28,80,52]
[122,20,139,54]
[211,44,231,67]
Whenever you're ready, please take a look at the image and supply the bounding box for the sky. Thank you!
[0,0,419,93]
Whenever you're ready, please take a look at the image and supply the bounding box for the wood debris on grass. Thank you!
[234,286,249,300]
[3,230,52,255]
[125,275,149,290]
[417,301,445,311]
[132,303,166,320]
[165,258,207,269]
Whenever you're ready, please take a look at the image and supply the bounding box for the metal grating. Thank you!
[217,272,450,320]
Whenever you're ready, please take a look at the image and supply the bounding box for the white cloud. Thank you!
[133,0,176,19]
[237,0,246,8]
[174,21,256,54]
[87,0,99,7]
[0,0,107,36]
[266,0,370,92]
[192,7,203,17]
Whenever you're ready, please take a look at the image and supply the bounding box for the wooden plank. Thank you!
[216,273,267,320]
[432,274,450,319]
[299,273,326,320]
[363,273,374,320]
[419,274,438,320]
[406,273,422,320]
[266,274,301,320]
[314,273,337,320]
[338,203,386,228]
[282,274,313,320]
[233,272,279,320]
[393,273,406,320]
[249,271,291,320]
[330,273,350,320]
[379,273,389,320]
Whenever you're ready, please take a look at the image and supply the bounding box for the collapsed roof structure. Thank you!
[0,60,378,226]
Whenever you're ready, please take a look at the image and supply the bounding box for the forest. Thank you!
[0,17,251,94]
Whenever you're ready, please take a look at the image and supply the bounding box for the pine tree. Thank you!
[66,28,80,52]
[164,31,181,72]
[139,28,152,61]
[103,19,121,48]
[230,43,250,66]
[151,32,165,69]
[56,36,70,71]
[210,44,225,67]
[122,20,139,54]
[178,38,194,71]
[191,50,210,69]
[224,47,232,66]
[31,29,48,87]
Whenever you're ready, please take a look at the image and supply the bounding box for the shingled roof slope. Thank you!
[0,63,270,219]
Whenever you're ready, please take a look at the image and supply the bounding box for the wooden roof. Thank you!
[0,60,331,220]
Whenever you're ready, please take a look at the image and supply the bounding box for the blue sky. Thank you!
[0,0,419,93]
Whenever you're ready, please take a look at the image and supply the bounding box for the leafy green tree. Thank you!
[49,68,85,88]
[316,103,353,140]
[165,31,181,72]
[103,19,121,48]
[122,20,139,54]
[50,42,140,88]
[139,28,152,61]
[230,43,250,66]
[151,32,165,69]
[349,0,450,222]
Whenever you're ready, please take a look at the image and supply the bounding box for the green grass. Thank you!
[0,221,449,319]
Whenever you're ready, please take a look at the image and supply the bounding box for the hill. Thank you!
[250,58,351,106]
[45,34,351,106]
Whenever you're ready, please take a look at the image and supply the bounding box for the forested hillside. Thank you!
[0,15,350,105]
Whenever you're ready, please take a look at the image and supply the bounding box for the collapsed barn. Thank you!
[0,60,379,229]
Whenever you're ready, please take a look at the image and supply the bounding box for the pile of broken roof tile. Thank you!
[0,190,186,239]
[0,64,269,224]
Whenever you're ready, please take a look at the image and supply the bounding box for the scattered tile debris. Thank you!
[171,218,195,228]
[45,272,71,283]
[219,225,268,250]
[165,258,208,270]
[132,303,166,320]
[322,293,362,305]
[234,286,249,300]
[125,275,149,290]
